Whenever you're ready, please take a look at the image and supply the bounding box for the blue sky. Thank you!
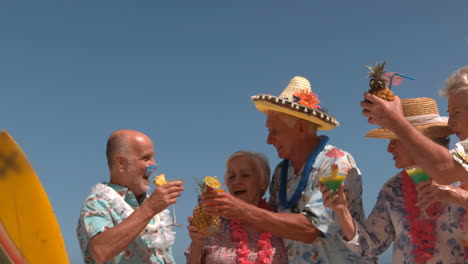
[1,1,467,263]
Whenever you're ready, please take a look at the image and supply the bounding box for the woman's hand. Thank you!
[320,183,356,241]
[320,183,348,211]
[361,93,405,130]
[187,216,208,243]
[186,216,206,264]
[416,179,467,210]
[201,192,248,219]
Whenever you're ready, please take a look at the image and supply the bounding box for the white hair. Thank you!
[225,151,270,196]
[268,111,317,135]
[440,66,468,97]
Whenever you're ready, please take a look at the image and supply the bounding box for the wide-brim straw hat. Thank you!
[251,76,339,130]
[366,97,452,139]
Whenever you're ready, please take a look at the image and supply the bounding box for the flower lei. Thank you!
[279,136,329,209]
[230,199,273,264]
[91,183,175,250]
[401,171,440,264]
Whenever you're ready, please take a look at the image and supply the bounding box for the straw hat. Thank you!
[366,97,452,139]
[251,76,339,130]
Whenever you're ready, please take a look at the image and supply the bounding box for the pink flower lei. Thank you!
[230,199,273,264]
[401,171,441,264]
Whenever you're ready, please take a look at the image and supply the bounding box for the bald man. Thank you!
[77,129,184,264]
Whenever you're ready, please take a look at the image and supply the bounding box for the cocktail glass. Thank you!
[146,165,184,227]
[320,148,349,197]
[169,202,182,227]
[406,167,430,184]
[405,167,431,219]
[319,174,346,197]
[319,162,348,223]
[168,178,185,227]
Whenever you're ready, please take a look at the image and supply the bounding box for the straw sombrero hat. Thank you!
[251,76,339,130]
[366,97,452,139]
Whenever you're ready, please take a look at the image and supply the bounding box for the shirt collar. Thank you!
[103,182,146,207]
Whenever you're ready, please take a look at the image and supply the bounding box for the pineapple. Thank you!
[366,61,395,101]
[191,176,223,235]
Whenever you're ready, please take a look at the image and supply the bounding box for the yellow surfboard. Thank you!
[0,130,69,263]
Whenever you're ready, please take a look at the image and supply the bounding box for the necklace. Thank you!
[91,183,175,250]
[279,135,329,209]
[230,199,273,264]
[401,171,440,264]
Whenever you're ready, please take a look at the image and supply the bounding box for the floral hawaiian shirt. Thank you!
[76,183,175,264]
[450,139,468,250]
[341,173,467,264]
[269,141,374,264]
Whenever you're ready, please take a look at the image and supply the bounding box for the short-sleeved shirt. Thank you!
[450,139,468,248]
[76,183,175,264]
[269,142,374,264]
[341,173,467,264]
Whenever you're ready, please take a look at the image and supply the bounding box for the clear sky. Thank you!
[1,1,467,263]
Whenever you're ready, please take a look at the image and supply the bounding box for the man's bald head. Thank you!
[106,129,150,169]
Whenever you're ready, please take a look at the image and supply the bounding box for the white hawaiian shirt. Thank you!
[269,140,374,264]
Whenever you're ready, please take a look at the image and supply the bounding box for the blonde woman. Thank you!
[186,151,287,264]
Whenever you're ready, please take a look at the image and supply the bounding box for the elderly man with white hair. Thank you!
[203,76,374,264]
[77,129,184,264]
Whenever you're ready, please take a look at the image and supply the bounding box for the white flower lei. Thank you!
[92,183,175,250]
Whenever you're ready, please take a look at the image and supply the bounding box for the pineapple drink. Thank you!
[192,176,224,235]
[405,167,430,184]
[365,61,414,102]
[366,61,395,101]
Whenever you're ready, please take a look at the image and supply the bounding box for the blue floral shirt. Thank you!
[76,183,175,264]
[342,173,467,264]
[269,143,374,264]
